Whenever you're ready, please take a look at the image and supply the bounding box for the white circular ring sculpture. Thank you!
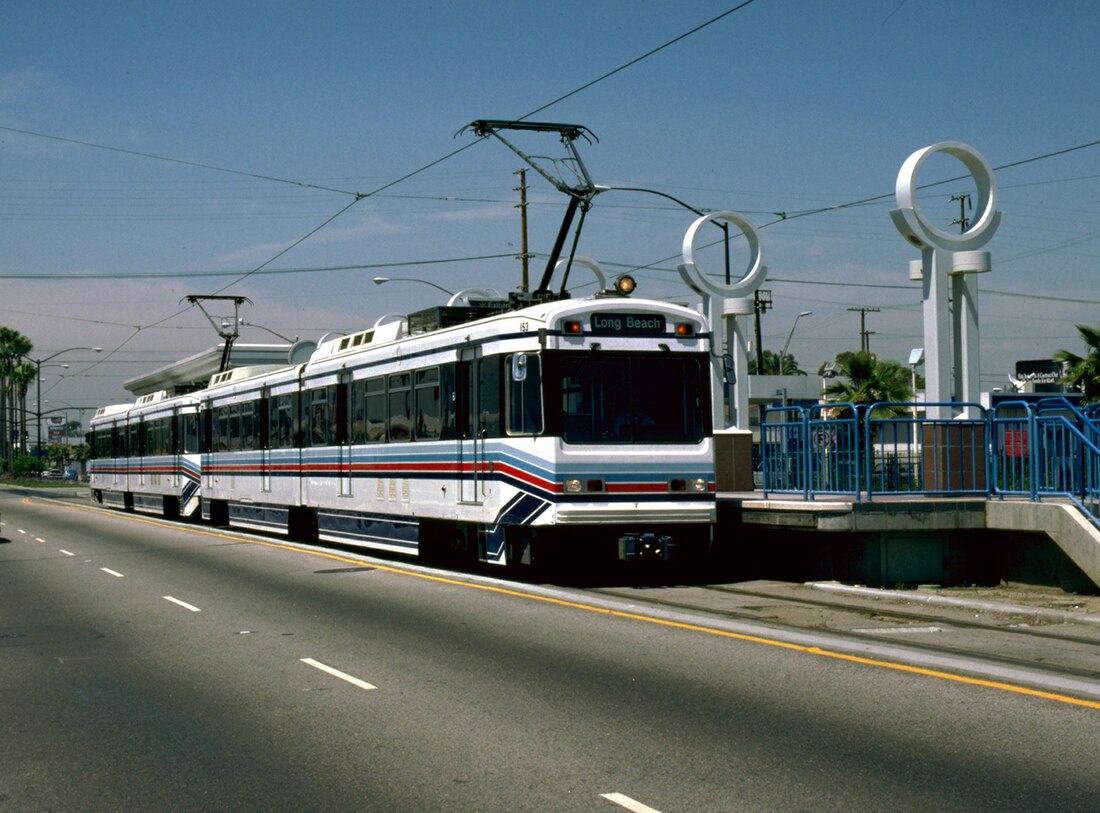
[892,141,1001,251]
[678,211,767,298]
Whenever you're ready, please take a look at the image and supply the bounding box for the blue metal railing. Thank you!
[759,400,1100,530]
[807,404,861,497]
[760,406,810,498]
[990,400,1100,526]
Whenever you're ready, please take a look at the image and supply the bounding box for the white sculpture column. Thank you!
[890,142,1001,420]
[677,211,767,431]
[951,250,992,417]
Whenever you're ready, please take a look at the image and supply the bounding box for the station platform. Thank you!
[715,492,1100,594]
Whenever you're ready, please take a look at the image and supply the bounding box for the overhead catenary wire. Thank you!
[7,2,1100,388]
[7,0,765,385]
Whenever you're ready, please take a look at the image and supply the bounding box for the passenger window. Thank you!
[365,378,386,442]
[415,368,441,440]
[388,374,412,441]
[507,354,542,435]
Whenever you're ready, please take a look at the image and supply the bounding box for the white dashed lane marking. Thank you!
[300,658,377,691]
[163,596,202,612]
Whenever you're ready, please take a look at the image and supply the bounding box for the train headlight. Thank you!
[563,478,604,493]
[614,274,636,296]
[675,322,695,337]
[563,320,583,335]
[670,478,709,493]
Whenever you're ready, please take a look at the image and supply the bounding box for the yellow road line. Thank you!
[32,496,1100,711]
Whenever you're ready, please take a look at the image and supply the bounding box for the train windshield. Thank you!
[550,352,708,444]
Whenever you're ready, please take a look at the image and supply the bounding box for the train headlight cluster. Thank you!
[564,478,605,493]
[668,478,709,493]
[614,274,636,296]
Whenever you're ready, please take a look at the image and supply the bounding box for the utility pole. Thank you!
[513,168,531,292]
[950,192,972,232]
[847,306,880,352]
[753,289,772,374]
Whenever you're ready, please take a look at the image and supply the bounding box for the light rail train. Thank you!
[88,290,716,567]
[89,119,727,567]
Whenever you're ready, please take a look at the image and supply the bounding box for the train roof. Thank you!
[107,289,707,410]
[122,342,296,397]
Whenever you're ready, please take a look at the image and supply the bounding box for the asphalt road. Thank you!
[3,489,1100,812]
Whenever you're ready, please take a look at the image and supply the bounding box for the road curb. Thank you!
[807,581,1100,626]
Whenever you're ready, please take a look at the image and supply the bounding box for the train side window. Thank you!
[365,378,385,442]
[388,373,412,442]
[349,380,367,444]
[96,428,112,459]
[271,394,296,449]
[215,406,230,452]
[182,414,200,453]
[153,418,166,455]
[309,387,335,447]
[414,368,441,441]
[507,354,542,435]
[239,402,256,451]
[440,364,460,440]
[227,404,242,451]
[476,357,501,438]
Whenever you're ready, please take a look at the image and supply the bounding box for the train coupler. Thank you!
[618,532,677,562]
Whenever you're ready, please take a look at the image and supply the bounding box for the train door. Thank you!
[129,420,141,493]
[259,389,272,494]
[112,421,123,489]
[171,411,181,491]
[457,349,479,504]
[338,375,351,496]
[457,350,500,504]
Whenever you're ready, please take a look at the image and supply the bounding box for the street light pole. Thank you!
[779,311,813,370]
[372,276,455,296]
[33,347,101,458]
[909,348,925,421]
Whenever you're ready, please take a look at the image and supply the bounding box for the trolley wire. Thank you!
[13,1,763,386]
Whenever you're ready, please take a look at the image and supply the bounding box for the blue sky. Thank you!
[3,0,1099,414]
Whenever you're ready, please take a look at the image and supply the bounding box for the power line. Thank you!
[0,124,362,198]
[519,1,759,119]
[0,253,516,280]
[28,2,762,381]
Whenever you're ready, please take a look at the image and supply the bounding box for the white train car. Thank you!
[197,292,716,566]
[199,362,305,535]
[88,390,202,517]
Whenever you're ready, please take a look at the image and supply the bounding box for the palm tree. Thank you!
[758,349,807,376]
[11,361,36,454]
[822,350,914,418]
[0,327,33,469]
[1054,323,1100,403]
